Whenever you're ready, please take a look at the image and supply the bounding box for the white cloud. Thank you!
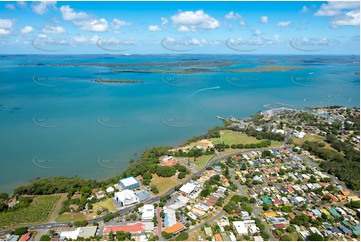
[60,5,88,21]
[0,19,13,35]
[274,34,281,42]
[261,16,268,24]
[112,18,131,29]
[42,26,66,34]
[148,25,161,31]
[225,11,241,20]
[277,21,291,27]
[161,17,168,25]
[21,26,33,34]
[38,34,47,38]
[75,18,108,32]
[17,1,27,8]
[0,29,11,35]
[301,6,309,13]
[239,19,246,26]
[314,2,360,28]
[171,10,220,30]
[72,35,88,43]
[177,25,190,32]
[331,10,360,28]
[5,4,16,10]
[253,29,263,36]
[315,1,359,16]
[31,1,57,15]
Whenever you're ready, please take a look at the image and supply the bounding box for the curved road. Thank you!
[0,148,272,236]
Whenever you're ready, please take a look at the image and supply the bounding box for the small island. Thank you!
[93,79,144,84]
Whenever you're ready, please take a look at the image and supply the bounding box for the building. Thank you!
[179,182,196,194]
[114,190,139,207]
[103,222,145,235]
[60,228,81,240]
[233,221,248,235]
[19,233,30,241]
[164,222,185,235]
[119,177,140,190]
[106,186,115,193]
[78,226,98,238]
[141,204,154,221]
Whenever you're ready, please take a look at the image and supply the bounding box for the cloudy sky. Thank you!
[0,1,359,54]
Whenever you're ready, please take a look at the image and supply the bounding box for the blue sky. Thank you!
[0,1,359,54]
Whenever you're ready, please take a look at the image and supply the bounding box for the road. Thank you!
[230,169,276,241]
[0,148,274,236]
[187,210,225,233]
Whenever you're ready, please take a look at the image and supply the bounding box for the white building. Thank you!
[61,228,81,240]
[114,190,139,207]
[233,221,248,235]
[106,186,115,193]
[141,204,154,221]
[180,182,196,194]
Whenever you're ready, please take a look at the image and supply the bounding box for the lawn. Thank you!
[92,199,116,212]
[194,154,214,169]
[55,212,89,223]
[211,130,284,148]
[150,173,192,196]
[211,130,261,145]
[0,195,60,227]
[293,134,336,151]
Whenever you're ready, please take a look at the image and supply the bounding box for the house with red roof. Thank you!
[286,185,295,193]
[19,233,30,241]
[103,222,145,235]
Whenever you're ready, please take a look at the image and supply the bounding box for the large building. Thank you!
[119,177,140,190]
[103,222,145,235]
[141,204,154,221]
[114,190,139,207]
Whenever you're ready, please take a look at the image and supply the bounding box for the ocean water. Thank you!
[0,55,359,193]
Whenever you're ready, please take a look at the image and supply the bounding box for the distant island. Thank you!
[93,79,144,84]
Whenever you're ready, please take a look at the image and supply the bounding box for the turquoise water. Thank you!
[0,55,359,193]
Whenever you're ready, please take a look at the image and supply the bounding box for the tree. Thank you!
[280,235,293,241]
[162,232,173,239]
[175,232,189,241]
[306,233,323,241]
[40,235,51,241]
[13,227,27,236]
[178,172,186,179]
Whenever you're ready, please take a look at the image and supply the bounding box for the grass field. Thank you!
[293,134,336,151]
[92,199,116,212]
[150,173,192,196]
[211,130,284,148]
[55,212,88,222]
[194,154,214,169]
[0,195,60,227]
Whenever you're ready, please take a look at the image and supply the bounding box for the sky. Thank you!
[0,1,359,54]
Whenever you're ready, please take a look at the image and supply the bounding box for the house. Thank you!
[106,186,115,193]
[264,211,277,217]
[114,190,139,207]
[214,233,223,241]
[140,204,154,221]
[6,235,19,241]
[164,222,185,235]
[19,233,30,241]
[179,182,196,195]
[78,226,98,238]
[328,208,341,218]
[119,177,140,190]
[233,221,248,235]
[204,227,213,236]
[103,223,145,235]
[312,209,322,217]
[261,196,272,205]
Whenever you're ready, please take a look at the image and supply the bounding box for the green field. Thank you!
[55,212,89,223]
[194,155,214,169]
[93,199,116,212]
[211,130,283,148]
[0,195,60,227]
[293,134,336,151]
